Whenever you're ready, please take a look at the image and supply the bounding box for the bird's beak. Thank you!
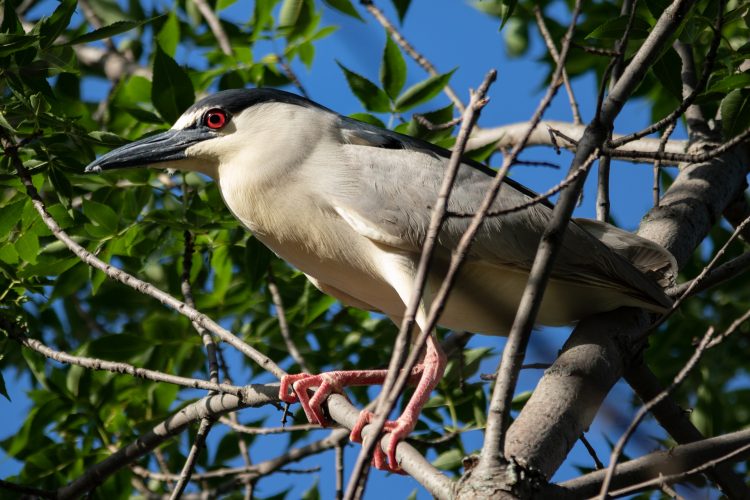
[84,128,214,173]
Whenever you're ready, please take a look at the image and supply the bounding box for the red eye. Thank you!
[205,109,227,129]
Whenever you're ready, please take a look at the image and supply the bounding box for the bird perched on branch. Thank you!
[85,88,676,472]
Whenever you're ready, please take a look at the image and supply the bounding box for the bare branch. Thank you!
[651,214,750,332]
[267,268,311,373]
[170,418,215,499]
[596,0,637,222]
[667,250,750,298]
[534,6,582,125]
[0,317,244,396]
[219,417,321,435]
[579,434,605,470]
[193,0,233,56]
[467,120,688,164]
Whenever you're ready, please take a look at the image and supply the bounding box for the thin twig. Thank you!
[267,267,311,372]
[219,417,321,435]
[652,120,678,207]
[360,0,465,112]
[335,443,345,500]
[414,114,461,131]
[596,0,637,222]
[605,127,750,162]
[667,251,750,298]
[650,215,750,333]
[193,0,233,56]
[607,442,750,498]
[170,224,223,499]
[572,42,621,57]
[170,418,215,499]
[0,317,245,396]
[534,6,582,125]
[277,52,310,98]
[580,433,605,470]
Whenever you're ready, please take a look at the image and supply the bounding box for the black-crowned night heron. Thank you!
[85,88,676,471]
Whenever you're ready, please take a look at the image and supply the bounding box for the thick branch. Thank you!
[466,121,688,164]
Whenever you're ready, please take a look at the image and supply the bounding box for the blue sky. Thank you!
[1,1,700,498]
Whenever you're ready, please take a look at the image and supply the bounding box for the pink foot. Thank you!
[279,369,393,426]
[350,409,413,474]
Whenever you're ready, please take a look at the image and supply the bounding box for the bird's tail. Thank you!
[574,218,677,288]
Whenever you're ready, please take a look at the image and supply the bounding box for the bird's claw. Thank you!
[350,410,411,474]
[278,372,343,426]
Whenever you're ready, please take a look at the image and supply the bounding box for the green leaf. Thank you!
[64,19,155,45]
[348,113,386,128]
[40,0,77,49]
[0,34,37,57]
[82,199,119,234]
[85,334,153,362]
[705,74,750,95]
[151,44,195,123]
[323,0,363,21]
[390,0,411,22]
[720,89,750,138]
[395,69,455,112]
[279,0,304,28]
[156,12,180,57]
[651,48,683,100]
[380,35,406,99]
[498,0,517,30]
[432,448,463,470]
[301,478,320,500]
[0,369,8,401]
[15,232,40,264]
[586,15,651,41]
[0,199,26,238]
[337,62,391,113]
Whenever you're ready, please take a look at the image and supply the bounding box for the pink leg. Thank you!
[350,335,447,472]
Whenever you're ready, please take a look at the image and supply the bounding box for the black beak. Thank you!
[84,128,215,173]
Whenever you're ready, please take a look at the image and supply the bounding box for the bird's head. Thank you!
[84,88,330,179]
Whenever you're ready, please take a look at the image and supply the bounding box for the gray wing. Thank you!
[331,117,672,309]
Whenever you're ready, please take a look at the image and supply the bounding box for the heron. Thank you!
[84,88,675,472]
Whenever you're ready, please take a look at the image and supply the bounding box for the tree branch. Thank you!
[0,317,244,396]
[467,121,688,164]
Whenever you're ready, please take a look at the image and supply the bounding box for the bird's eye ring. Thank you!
[204,109,228,130]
